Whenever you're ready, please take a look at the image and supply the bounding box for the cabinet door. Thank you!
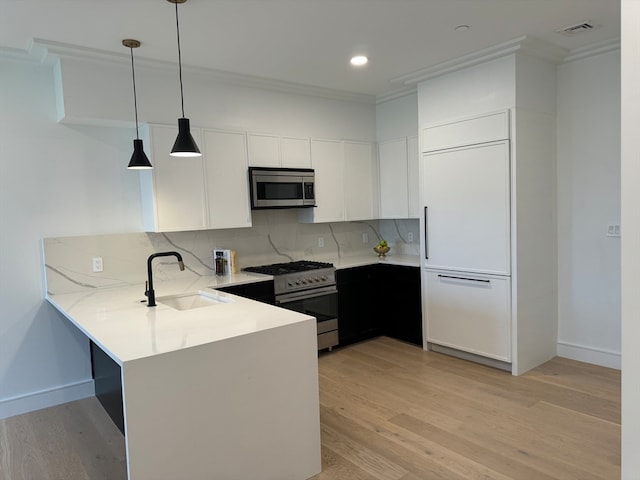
[302,139,345,223]
[337,265,381,346]
[407,135,420,218]
[425,271,511,362]
[202,129,252,229]
[422,141,510,275]
[142,125,207,232]
[379,265,422,346]
[344,141,376,220]
[379,138,409,218]
[281,137,311,168]
[247,133,280,167]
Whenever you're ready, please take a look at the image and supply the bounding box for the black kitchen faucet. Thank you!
[145,251,185,307]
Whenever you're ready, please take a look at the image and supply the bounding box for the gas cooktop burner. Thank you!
[243,260,334,276]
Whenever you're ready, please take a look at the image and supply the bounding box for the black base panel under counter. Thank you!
[90,341,124,435]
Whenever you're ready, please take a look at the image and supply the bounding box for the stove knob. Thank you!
[287,282,293,287]
[295,280,301,285]
[301,279,308,284]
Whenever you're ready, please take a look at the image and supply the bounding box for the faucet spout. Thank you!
[145,251,185,307]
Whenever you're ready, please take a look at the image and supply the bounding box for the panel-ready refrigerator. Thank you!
[421,139,512,363]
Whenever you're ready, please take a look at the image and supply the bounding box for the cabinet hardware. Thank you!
[437,274,491,283]
[424,206,429,260]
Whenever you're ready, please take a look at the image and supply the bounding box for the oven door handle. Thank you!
[276,285,337,304]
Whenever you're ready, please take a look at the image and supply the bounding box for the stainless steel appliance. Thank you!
[243,260,338,351]
[249,167,316,209]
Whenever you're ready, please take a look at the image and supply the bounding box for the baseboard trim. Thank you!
[557,341,621,370]
[0,379,94,420]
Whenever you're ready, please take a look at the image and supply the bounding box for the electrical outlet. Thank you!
[407,232,414,243]
[92,257,103,272]
[318,237,324,248]
[362,233,369,244]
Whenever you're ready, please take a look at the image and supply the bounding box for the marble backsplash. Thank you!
[42,209,419,295]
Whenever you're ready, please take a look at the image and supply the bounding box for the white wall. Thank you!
[56,55,376,141]
[0,53,377,418]
[621,0,640,476]
[0,57,143,418]
[557,49,621,368]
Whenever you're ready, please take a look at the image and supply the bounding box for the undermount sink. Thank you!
[157,291,233,311]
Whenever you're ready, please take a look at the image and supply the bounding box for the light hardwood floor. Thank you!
[0,337,620,480]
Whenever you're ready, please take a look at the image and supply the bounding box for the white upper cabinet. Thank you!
[379,138,409,219]
[422,110,509,153]
[300,139,345,223]
[300,139,376,223]
[140,125,207,232]
[247,133,311,168]
[344,141,376,221]
[140,124,251,232]
[202,129,252,229]
[281,136,312,168]
[407,135,420,218]
[378,135,420,219]
[247,133,280,167]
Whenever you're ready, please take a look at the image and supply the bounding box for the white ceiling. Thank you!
[0,0,620,99]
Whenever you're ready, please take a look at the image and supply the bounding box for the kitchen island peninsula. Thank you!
[46,275,321,480]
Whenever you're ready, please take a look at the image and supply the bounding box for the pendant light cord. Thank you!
[174,1,186,118]
[129,46,140,140]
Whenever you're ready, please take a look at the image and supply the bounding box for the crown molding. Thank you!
[390,35,569,86]
[375,85,417,104]
[562,38,620,63]
[29,38,377,105]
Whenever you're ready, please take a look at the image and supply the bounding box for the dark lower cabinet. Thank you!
[217,280,275,304]
[90,341,124,434]
[377,264,423,346]
[337,264,422,348]
[336,265,381,346]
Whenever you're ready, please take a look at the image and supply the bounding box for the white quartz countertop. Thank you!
[333,253,420,269]
[46,272,313,365]
[46,256,418,365]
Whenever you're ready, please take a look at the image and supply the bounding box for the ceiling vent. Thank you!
[557,21,596,36]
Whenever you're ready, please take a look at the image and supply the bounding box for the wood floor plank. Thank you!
[0,337,622,480]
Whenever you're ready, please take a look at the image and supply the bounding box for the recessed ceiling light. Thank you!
[350,55,368,66]
[455,25,470,32]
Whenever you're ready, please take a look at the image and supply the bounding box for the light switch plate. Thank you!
[607,224,621,237]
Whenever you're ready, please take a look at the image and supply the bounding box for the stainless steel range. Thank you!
[243,260,338,351]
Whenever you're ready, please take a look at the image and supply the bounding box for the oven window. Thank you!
[257,182,303,200]
[278,292,337,323]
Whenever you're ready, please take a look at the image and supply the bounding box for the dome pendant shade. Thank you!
[128,139,153,169]
[170,118,201,157]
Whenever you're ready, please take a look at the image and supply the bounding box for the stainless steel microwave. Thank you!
[249,167,316,209]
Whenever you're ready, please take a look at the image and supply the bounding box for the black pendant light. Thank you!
[168,0,201,157]
[123,39,152,169]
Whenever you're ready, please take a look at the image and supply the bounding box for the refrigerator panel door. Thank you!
[424,270,511,362]
[422,141,510,275]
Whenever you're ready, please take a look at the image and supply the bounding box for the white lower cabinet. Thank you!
[424,270,511,362]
